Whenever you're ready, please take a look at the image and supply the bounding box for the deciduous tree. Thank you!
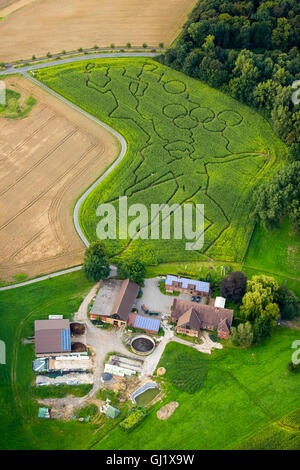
[83,241,110,282]
[220,271,247,303]
[117,258,146,286]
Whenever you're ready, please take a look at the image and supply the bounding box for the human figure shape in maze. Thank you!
[86,62,266,252]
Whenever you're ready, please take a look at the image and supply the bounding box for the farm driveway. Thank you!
[74,283,136,397]
[136,277,193,315]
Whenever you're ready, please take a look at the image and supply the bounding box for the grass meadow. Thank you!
[94,337,300,450]
[34,58,286,265]
[1,270,298,450]
[244,218,300,296]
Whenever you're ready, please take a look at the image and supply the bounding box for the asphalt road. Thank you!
[2,52,159,75]
[0,53,158,290]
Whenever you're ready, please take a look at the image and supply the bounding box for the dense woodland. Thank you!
[159,0,299,156]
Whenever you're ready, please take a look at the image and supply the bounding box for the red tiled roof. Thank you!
[172,299,233,333]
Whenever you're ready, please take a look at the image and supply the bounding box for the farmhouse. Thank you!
[90,279,139,327]
[165,275,210,296]
[34,319,71,356]
[171,299,233,339]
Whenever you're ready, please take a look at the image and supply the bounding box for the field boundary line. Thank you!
[0,266,83,291]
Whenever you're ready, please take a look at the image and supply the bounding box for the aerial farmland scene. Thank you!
[0,0,299,456]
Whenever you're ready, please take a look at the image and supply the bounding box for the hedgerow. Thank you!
[119,407,147,431]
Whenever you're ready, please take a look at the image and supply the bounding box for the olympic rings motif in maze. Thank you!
[36,59,272,261]
[80,61,269,257]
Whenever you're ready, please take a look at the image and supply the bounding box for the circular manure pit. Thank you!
[131,335,155,355]
[101,373,113,383]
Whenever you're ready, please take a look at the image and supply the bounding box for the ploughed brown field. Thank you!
[0,76,118,281]
[0,0,196,63]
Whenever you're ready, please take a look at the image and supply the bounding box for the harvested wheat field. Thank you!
[0,0,196,63]
[0,0,33,16]
[0,0,17,10]
[0,75,118,281]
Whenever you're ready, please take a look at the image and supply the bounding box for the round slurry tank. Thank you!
[131,335,155,355]
[101,373,113,383]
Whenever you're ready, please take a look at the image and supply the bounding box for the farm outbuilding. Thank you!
[104,363,136,377]
[90,279,139,327]
[165,275,210,296]
[38,407,51,419]
[35,319,71,356]
[100,404,120,419]
[214,297,226,308]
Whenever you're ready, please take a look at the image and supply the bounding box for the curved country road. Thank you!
[0,52,159,291]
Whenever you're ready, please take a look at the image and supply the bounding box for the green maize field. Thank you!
[34,58,287,265]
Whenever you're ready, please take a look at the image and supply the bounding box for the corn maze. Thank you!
[35,58,286,264]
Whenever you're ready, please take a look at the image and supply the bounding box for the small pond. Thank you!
[135,387,160,406]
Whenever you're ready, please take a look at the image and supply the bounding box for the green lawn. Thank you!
[243,218,300,296]
[34,57,286,265]
[0,88,36,119]
[0,271,97,450]
[0,271,299,449]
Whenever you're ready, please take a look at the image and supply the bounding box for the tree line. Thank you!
[158,0,299,231]
[220,270,299,349]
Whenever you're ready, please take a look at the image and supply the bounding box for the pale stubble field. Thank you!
[0,0,196,63]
